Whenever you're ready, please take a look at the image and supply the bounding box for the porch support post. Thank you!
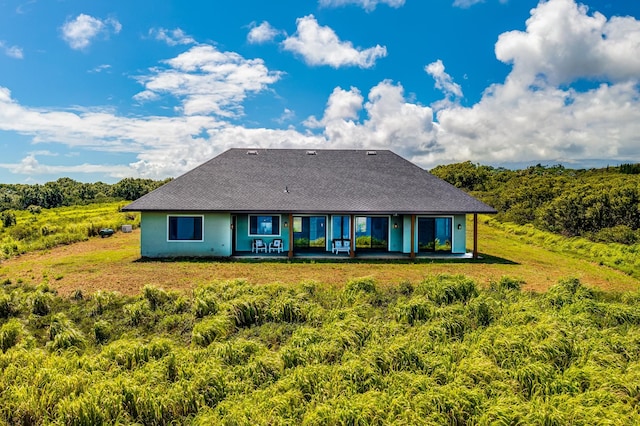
[410,214,416,259]
[288,213,294,259]
[473,213,478,259]
[350,214,355,258]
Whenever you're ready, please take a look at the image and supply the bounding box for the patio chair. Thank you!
[252,238,268,253]
[332,239,350,254]
[269,238,283,253]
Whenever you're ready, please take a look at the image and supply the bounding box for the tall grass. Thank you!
[0,275,640,424]
[0,202,139,258]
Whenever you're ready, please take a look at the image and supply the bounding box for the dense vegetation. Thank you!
[0,177,168,212]
[1,275,640,424]
[0,203,139,259]
[431,162,640,244]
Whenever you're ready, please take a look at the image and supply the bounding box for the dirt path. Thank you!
[1,227,638,297]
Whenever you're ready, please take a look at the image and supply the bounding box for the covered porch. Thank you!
[231,212,482,259]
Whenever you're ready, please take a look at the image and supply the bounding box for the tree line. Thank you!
[431,161,640,244]
[0,177,170,212]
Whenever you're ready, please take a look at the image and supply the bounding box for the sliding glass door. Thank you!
[355,216,389,251]
[418,217,452,252]
[293,216,326,252]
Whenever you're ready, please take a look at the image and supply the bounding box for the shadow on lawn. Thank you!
[133,253,519,265]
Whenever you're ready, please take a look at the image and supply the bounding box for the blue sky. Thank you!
[0,0,639,183]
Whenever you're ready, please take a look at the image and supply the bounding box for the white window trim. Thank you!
[248,214,282,237]
[166,214,205,243]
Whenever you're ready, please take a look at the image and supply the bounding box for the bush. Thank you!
[48,313,85,351]
[588,225,638,244]
[192,316,234,347]
[93,320,111,344]
[31,291,52,316]
[0,319,23,352]
[417,274,478,305]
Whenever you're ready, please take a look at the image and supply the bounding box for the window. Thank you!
[168,216,203,241]
[249,215,280,236]
[332,215,350,240]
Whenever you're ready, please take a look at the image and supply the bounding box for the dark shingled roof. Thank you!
[123,149,497,214]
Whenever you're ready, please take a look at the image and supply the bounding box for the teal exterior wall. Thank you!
[139,212,468,257]
[452,214,467,254]
[140,212,232,257]
[234,214,290,252]
[389,216,403,252]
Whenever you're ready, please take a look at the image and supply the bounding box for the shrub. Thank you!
[31,291,52,316]
[546,277,594,307]
[193,286,219,318]
[417,274,478,305]
[491,276,525,292]
[93,320,111,344]
[0,211,16,227]
[588,225,638,245]
[395,297,432,325]
[142,285,170,310]
[123,300,152,326]
[0,319,23,352]
[192,316,234,347]
[48,313,86,351]
[0,292,14,318]
[231,297,268,328]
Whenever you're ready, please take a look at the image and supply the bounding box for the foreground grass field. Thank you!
[2,275,640,424]
[1,217,638,296]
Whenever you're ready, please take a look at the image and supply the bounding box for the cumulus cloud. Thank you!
[247,21,281,44]
[304,86,364,128]
[496,0,640,86]
[134,44,282,116]
[0,41,23,59]
[61,14,121,50]
[318,0,405,12]
[149,28,196,46]
[282,15,387,68]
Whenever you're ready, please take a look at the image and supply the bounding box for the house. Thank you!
[122,149,496,259]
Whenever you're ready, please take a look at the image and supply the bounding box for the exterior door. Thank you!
[418,217,452,252]
[293,216,326,252]
[355,216,389,251]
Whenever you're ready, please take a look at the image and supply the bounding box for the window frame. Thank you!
[166,214,205,242]
[248,215,281,237]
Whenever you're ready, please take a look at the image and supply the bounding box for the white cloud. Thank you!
[496,0,640,86]
[282,15,387,68]
[425,60,463,109]
[1,154,132,177]
[318,0,405,12]
[453,0,508,8]
[276,108,296,124]
[305,81,436,157]
[88,64,112,73]
[134,44,282,116]
[0,41,23,59]
[452,0,484,8]
[247,21,281,44]
[149,27,196,46]
[304,86,364,128]
[61,14,121,50]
